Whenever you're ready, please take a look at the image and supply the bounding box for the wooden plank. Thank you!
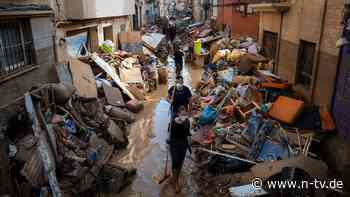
[69,59,97,98]
[103,83,125,107]
[119,67,143,84]
[91,53,136,100]
[118,31,141,44]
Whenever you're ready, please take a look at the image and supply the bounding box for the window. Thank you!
[0,19,35,79]
[120,24,126,32]
[262,31,278,61]
[296,40,316,89]
[103,26,113,41]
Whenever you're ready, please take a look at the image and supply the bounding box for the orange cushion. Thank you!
[269,96,304,125]
[261,82,292,90]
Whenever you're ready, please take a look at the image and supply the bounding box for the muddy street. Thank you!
[1,1,350,197]
[111,58,202,197]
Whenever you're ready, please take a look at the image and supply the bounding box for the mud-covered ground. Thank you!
[108,57,202,197]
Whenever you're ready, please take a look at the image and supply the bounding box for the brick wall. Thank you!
[313,0,344,107]
[266,0,344,107]
[217,0,260,39]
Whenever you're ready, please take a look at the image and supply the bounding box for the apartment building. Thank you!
[0,0,135,116]
[55,0,135,62]
[0,1,56,108]
[252,0,343,109]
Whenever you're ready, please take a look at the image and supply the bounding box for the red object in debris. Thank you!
[319,109,336,132]
[223,105,236,116]
[200,126,216,145]
[260,82,292,90]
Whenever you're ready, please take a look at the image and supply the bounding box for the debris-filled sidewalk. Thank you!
[0,23,171,196]
[178,21,339,197]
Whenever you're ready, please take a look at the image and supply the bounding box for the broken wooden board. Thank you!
[119,67,143,84]
[69,59,97,98]
[55,62,72,85]
[103,83,125,107]
[119,31,141,44]
[91,53,136,100]
[118,31,143,53]
[21,150,46,186]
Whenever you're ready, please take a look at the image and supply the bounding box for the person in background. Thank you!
[168,75,192,117]
[167,105,191,193]
[174,46,184,76]
[167,17,177,47]
[224,24,231,38]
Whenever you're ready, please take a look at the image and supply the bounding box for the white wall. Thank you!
[65,0,135,19]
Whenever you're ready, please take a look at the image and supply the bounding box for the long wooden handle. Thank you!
[164,148,169,176]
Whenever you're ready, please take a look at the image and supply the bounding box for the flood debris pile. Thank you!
[0,25,170,197]
[187,28,337,197]
[0,81,138,196]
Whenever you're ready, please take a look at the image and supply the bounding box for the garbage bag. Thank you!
[199,106,217,125]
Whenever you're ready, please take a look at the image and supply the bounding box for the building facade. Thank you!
[0,1,56,112]
[253,0,343,109]
[55,0,135,62]
[217,0,260,39]
[0,0,135,118]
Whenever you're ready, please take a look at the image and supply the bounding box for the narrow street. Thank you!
[1,1,350,197]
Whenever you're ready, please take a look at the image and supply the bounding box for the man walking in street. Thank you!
[174,46,184,76]
[167,17,177,51]
[168,75,192,117]
[167,105,191,193]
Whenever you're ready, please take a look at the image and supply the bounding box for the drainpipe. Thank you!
[311,0,328,104]
[275,11,284,74]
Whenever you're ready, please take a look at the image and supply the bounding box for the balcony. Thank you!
[65,0,135,20]
[248,0,291,12]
